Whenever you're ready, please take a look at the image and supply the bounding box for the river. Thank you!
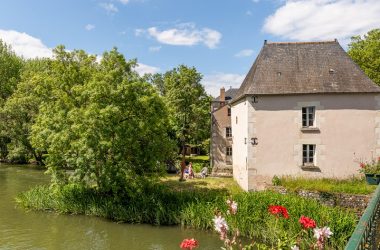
[0,164,222,250]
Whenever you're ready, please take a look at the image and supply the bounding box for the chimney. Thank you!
[220,87,225,102]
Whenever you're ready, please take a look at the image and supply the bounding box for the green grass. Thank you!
[17,179,357,248]
[277,176,376,195]
[184,155,209,163]
[161,175,243,195]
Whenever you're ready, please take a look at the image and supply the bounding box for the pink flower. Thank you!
[213,215,229,240]
[313,226,333,239]
[180,238,199,249]
[299,215,317,229]
[313,227,333,249]
[226,199,238,215]
[268,205,289,219]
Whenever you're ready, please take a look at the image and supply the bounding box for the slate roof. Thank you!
[232,40,380,103]
[213,88,239,102]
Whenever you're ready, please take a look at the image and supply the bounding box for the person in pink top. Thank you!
[188,162,195,179]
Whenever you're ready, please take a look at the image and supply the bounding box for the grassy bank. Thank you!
[17,181,356,248]
[276,176,376,195]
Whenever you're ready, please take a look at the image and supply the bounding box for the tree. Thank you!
[30,46,174,191]
[0,58,50,164]
[348,29,380,85]
[0,40,23,161]
[152,65,211,180]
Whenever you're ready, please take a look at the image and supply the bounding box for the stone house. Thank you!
[230,40,380,191]
[210,87,238,176]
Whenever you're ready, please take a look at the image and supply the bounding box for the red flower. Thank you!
[180,238,199,249]
[268,205,289,219]
[360,163,365,169]
[299,215,316,229]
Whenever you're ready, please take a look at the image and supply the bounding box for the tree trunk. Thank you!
[180,140,186,181]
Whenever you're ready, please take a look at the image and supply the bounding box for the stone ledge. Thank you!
[269,186,371,217]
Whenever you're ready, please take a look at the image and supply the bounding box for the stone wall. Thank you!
[270,186,371,216]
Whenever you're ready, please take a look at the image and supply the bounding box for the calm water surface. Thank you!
[0,164,222,250]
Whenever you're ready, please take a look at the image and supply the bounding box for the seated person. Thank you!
[200,167,208,178]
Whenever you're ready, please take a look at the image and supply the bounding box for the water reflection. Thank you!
[0,164,222,249]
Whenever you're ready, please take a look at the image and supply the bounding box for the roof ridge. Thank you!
[266,40,337,45]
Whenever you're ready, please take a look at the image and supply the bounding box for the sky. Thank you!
[0,0,379,97]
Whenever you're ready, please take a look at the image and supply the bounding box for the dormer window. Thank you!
[302,106,315,127]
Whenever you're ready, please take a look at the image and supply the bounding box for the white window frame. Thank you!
[302,106,315,127]
[302,144,316,166]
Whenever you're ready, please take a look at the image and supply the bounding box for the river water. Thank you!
[0,164,222,250]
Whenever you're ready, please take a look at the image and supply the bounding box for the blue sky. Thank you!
[0,0,379,96]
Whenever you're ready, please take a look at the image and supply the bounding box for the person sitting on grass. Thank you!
[188,162,195,179]
[200,166,208,178]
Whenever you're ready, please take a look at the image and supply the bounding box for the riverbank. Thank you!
[17,179,357,248]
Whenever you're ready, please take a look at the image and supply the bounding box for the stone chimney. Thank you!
[220,87,225,102]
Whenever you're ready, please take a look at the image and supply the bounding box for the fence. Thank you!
[345,183,380,250]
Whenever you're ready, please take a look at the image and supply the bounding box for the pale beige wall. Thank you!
[231,98,249,190]
[211,105,233,169]
[233,93,380,191]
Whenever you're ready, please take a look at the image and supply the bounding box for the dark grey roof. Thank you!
[232,40,380,103]
[213,88,239,102]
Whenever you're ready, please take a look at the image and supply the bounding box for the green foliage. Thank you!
[0,58,50,164]
[348,29,380,85]
[17,185,356,248]
[27,46,174,190]
[278,176,376,195]
[0,39,23,103]
[271,175,281,186]
[0,40,24,161]
[151,66,211,157]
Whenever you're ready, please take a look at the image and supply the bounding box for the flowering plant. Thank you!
[299,215,316,229]
[358,157,380,174]
[268,205,289,219]
[179,238,199,249]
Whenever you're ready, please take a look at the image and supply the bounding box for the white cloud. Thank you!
[135,28,145,36]
[85,24,95,31]
[135,63,160,75]
[118,0,129,4]
[149,46,161,52]
[202,73,245,97]
[252,0,260,3]
[138,23,222,49]
[263,0,380,45]
[100,3,118,13]
[235,49,254,57]
[0,29,53,59]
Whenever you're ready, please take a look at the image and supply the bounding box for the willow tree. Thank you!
[152,65,211,180]
[31,46,174,191]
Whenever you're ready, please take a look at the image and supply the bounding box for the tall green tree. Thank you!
[152,65,211,179]
[31,46,174,191]
[0,40,23,160]
[348,29,380,85]
[1,58,50,164]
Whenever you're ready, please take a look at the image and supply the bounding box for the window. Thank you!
[226,127,232,138]
[236,116,238,124]
[228,107,231,116]
[302,106,315,127]
[303,144,315,165]
[226,146,232,156]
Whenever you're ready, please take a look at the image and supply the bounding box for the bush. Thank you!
[17,184,356,248]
